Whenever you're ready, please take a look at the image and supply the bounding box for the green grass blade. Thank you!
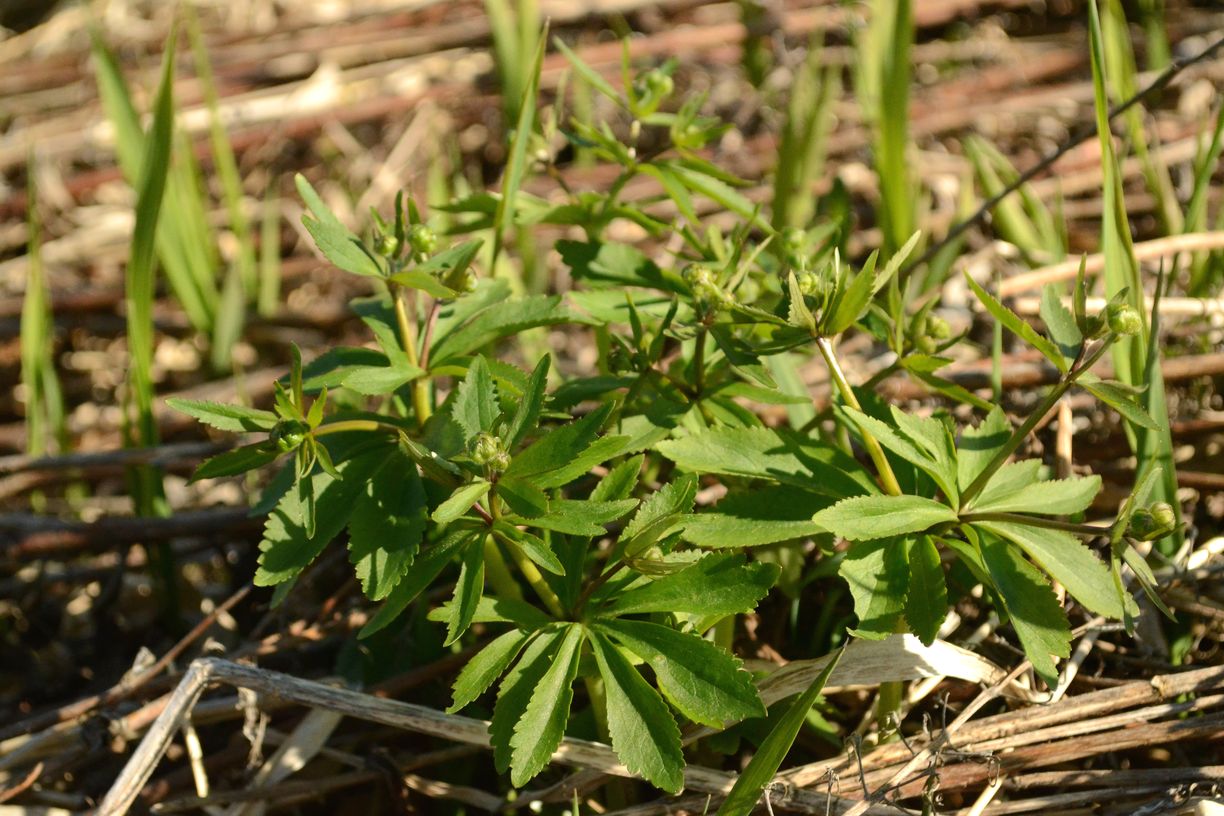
[772,32,838,231]
[1088,0,1181,553]
[258,188,282,317]
[492,22,547,270]
[716,644,845,816]
[20,163,68,460]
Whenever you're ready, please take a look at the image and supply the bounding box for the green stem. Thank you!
[692,322,708,396]
[313,419,402,436]
[394,287,433,424]
[959,337,1114,507]
[815,336,903,497]
[489,494,566,618]
[483,535,525,602]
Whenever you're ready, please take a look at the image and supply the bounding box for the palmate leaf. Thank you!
[839,536,908,638]
[966,475,1101,516]
[255,446,394,586]
[596,618,764,727]
[347,450,427,600]
[359,528,473,638]
[603,553,778,618]
[904,536,948,646]
[813,494,957,541]
[974,521,1126,619]
[449,628,531,713]
[957,407,1012,492]
[508,624,583,786]
[977,531,1071,687]
[167,398,278,433]
[587,628,685,794]
[490,627,564,772]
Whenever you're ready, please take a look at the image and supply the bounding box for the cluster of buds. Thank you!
[408,224,438,259]
[781,227,810,272]
[1127,501,1178,541]
[911,312,952,354]
[268,419,309,454]
[633,68,674,119]
[683,264,733,311]
[1083,301,1143,340]
[471,432,511,473]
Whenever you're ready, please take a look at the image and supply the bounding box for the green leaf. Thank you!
[840,406,958,504]
[967,475,1101,516]
[587,628,685,793]
[508,624,583,786]
[839,537,908,638]
[433,480,492,524]
[621,473,698,555]
[656,426,876,498]
[190,443,279,481]
[505,355,550,448]
[526,499,639,537]
[975,521,1125,619]
[556,240,670,289]
[604,554,778,618]
[1040,286,1082,364]
[429,595,553,629]
[786,271,816,331]
[347,451,427,600]
[497,476,549,518]
[598,619,764,727]
[446,536,486,645]
[1082,379,1160,430]
[964,272,1065,371]
[432,294,588,366]
[957,407,1011,492]
[493,521,564,576]
[453,355,500,442]
[813,494,957,541]
[255,447,393,586]
[358,529,472,638]
[590,454,644,502]
[166,398,278,433]
[504,404,627,489]
[679,486,829,548]
[972,459,1042,509]
[386,270,457,300]
[978,531,1071,687]
[716,644,845,816]
[904,536,947,646]
[294,174,383,278]
[340,363,422,396]
[491,627,564,772]
[449,628,531,713]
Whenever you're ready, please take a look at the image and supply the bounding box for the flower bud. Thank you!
[471,433,511,472]
[1106,303,1142,336]
[443,266,477,295]
[375,233,400,258]
[797,271,822,297]
[926,315,951,340]
[643,69,674,99]
[271,420,309,454]
[1127,502,1177,541]
[781,227,806,253]
[408,224,437,256]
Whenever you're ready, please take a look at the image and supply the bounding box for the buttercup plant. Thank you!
[170,35,1173,793]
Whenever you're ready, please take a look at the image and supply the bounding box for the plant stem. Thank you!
[483,535,525,602]
[815,336,903,497]
[489,493,566,618]
[313,419,403,436]
[959,336,1114,507]
[691,322,708,396]
[394,286,433,424]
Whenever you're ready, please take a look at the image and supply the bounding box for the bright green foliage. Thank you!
[170,25,1175,797]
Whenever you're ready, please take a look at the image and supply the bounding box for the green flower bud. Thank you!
[271,420,309,454]
[781,227,806,253]
[408,224,437,256]
[797,271,822,297]
[471,432,511,472]
[1106,302,1142,336]
[442,265,477,294]
[1127,502,1177,541]
[926,315,951,340]
[914,334,938,354]
[375,233,400,258]
[643,69,674,99]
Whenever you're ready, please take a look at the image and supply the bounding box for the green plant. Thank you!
[172,31,1171,795]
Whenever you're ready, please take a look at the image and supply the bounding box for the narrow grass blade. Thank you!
[258,188,282,317]
[772,32,838,231]
[1088,0,1181,552]
[716,644,845,816]
[492,22,548,269]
